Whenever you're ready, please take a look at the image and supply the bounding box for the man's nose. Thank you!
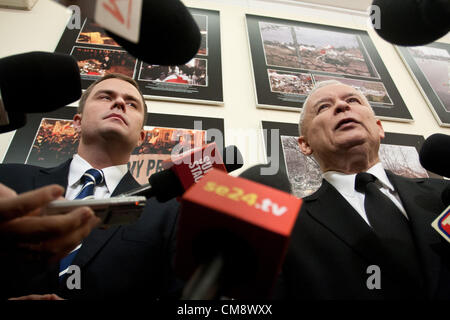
[334,99,350,114]
[111,97,126,112]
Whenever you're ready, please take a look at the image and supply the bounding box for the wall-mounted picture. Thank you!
[261,121,437,199]
[313,74,394,106]
[76,19,120,47]
[247,14,413,122]
[396,42,450,127]
[268,69,314,95]
[138,58,207,87]
[71,46,137,80]
[55,8,223,105]
[2,107,224,185]
[193,14,208,56]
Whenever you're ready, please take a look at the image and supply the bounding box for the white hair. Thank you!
[298,80,371,136]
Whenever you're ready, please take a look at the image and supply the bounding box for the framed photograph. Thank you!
[396,43,450,127]
[2,107,225,185]
[246,14,413,122]
[55,8,223,105]
[261,121,438,198]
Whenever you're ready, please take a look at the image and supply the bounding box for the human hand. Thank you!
[9,294,64,300]
[0,184,100,264]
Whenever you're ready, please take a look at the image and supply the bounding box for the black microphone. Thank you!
[120,145,244,202]
[371,0,450,46]
[442,185,450,207]
[177,165,299,299]
[57,0,201,65]
[419,133,450,177]
[0,51,81,133]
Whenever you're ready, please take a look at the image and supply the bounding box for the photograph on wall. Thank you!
[193,14,208,56]
[313,74,394,106]
[3,107,224,185]
[75,19,120,47]
[396,42,450,127]
[261,121,437,198]
[247,14,412,122]
[71,46,137,80]
[268,69,314,96]
[138,58,207,87]
[54,8,223,104]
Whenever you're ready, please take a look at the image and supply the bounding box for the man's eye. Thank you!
[317,104,329,113]
[100,96,111,100]
[127,102,137,108]
[347,97,360,103]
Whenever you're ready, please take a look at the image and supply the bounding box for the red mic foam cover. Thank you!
[162,142,226,190]
[176,169,302,298]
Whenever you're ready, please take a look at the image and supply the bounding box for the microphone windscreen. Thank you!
[419,133,450,177]
[239,164,292,194]
[372,0,450,45]
[222,145,244,173]
[0,112,26,134]
[148,169,184,202]
[442,185,450,207]
[106,0,201,65]
[0,52,81,113]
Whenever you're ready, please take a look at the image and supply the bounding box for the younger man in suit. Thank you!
[0,73,181,300]
[275,80,450,299]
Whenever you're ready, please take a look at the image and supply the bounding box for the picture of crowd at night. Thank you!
[133,127,206,155]
[26,119,79,167]
[71,46,137,78]
[25,119,206,178]
[76,19,120,47]
[138,58,207,86]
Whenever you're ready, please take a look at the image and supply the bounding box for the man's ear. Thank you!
[376,119,385,140]
[136,129,145,147]
[298,136,313,156]
[73,114,82,133]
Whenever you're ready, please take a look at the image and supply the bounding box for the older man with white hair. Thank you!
[274,80,450,300]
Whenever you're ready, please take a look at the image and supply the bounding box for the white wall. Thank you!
[1,0,449,174]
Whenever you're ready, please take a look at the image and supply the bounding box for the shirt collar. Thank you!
[68,154,128,193]
[323,162,394,196]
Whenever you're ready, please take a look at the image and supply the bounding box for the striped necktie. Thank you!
[59,168,104,279]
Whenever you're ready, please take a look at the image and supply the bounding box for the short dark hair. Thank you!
[77,73,148,127]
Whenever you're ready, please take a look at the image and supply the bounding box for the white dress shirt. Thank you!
[65,154,128,200]
[322,162,408,227]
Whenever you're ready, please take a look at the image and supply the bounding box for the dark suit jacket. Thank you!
[0,160,182,300]
[275,172,450,300]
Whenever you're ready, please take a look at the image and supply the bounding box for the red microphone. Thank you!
[176,168,302,299]
[120,143,243,202]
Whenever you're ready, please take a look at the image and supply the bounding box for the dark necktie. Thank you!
[354,172,423,287]
[59,168,104,279]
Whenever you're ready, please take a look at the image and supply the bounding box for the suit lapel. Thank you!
[387,172,443,297]
[111,172,140,196]
[35,159,72,189]
[72,171,140,269]
[304,180,407,280]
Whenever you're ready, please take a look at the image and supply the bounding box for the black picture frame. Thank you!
[396,43,450,127]
[246,14,413,122]
[2,107,225,175]
[261,121,439,198]
[55,8,223,105]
